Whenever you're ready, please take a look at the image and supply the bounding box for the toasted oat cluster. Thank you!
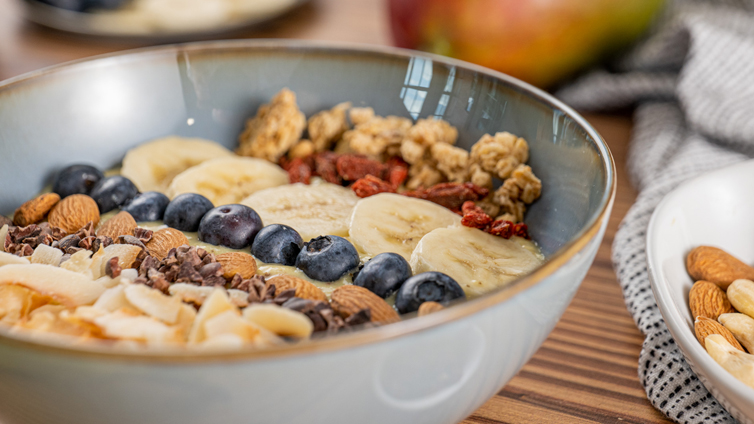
[0,88,544,352]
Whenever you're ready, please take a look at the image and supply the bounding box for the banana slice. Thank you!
[240,181,359,241]
[121,136,233,193]
[348,193,461,260]
[410,226,544,298]
[168,157,289,206]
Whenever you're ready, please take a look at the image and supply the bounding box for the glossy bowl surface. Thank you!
[648,159,754,424]
[0,40,614,424]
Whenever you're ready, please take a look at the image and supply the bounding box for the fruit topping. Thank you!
[348,193,461,260]
[353,252,412,298]
[163,193,214,232]
[404,182,489,211]
[198,204,263,249]
[295,235,359,282]
[251,224,303,266]
[120,136,233,193]
[351,175,396,198]
[52,164,104,198]
[89,176,138,213]
[122,191,170,222]
[395,271,465,314]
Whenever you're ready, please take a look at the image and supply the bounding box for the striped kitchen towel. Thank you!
[557,1,754,422]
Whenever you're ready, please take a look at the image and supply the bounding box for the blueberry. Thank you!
[89,175,138,213]
[251,224,304,266]
[353,253,412,298]
[395,271,466,314]
[198,204,263,249]
[52,164,104,198]
[121,191,169,222]
[296,235,360,282]
[164,193,214,232]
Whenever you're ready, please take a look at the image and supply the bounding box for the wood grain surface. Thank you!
[0,0,672,422]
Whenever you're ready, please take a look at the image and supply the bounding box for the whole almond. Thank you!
[96,211,137,240]
[689,280,736,320]
[266,274,327,302]
[145,228,189,260]
[687,246,754,290]
[418,301,444,316]
[331,285,400,324]
[216,252,257,280]
[13,193,60,226]
[48,194,100,234]
[695,316,744,351]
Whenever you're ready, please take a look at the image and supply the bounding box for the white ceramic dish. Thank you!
[647,159,754,423]
[22,0,308,40]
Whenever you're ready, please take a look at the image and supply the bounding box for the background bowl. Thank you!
[647,159,754,424]
[22,0,309,41]
[0,40,614,424]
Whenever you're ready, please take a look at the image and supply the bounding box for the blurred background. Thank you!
[0,0,666,88]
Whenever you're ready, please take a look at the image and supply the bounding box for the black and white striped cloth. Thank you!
[556,1,754,422]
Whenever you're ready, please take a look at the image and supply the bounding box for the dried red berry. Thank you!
[487,220,513,239]
[513,222,530,239]
[285,158,312,184]
[460,201,492,229]
[384,156,409,187]
[336,154,387,181]
[351,175,396,198]
[404,182,489,210]
[312,152,341,185]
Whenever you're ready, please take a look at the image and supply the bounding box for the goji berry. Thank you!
[487,220,513,239]
[285,158,312,184]
[336,154,387,181]
[312,152,341,185]
[351,175,396,198]
[404,182,489,210]
[512,222,530,239]
[384,156,409,187]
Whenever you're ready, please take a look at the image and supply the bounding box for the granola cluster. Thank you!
[237,89,542,225]
[237,88,307,162]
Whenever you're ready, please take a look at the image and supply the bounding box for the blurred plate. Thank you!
[22,0,309,40]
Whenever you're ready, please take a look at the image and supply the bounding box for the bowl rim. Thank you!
[0,39,616,363]
[646,159,754,407]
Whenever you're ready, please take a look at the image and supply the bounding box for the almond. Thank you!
[417,301,444,316]
[695,316,744,351]
[266,274,327,302]
[727,279,754,319]
[687,246,754,290]
[689,280,735,320]
[48,194,100,234]
[145,228,189,260]
[96,211,137,240]
[719,313,754,352]
[330,285,400,324]
[13,193,60,226]
[216,252,257,280]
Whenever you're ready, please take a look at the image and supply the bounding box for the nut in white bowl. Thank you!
[647,159,754,424]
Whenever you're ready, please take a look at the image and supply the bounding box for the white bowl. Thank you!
[647,159,754,423]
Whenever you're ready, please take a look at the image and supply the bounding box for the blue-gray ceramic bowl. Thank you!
[0,40,614,424]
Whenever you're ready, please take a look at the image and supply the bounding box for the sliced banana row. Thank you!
[241,181,359,242]
[121,136,234,193]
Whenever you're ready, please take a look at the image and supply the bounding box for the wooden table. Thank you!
[0,0,672,422]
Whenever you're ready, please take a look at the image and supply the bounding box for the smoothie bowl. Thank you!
[0,41,614,424]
